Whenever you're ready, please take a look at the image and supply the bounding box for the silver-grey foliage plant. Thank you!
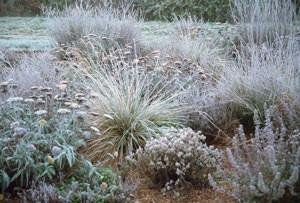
[132,127,220,191]
[231,0,296,45]
[209,106,300,202]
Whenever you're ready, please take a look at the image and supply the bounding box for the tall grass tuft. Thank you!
[0,53,63,101]
[146,17,224,74]
[82,62,185,164]
[45,1,141,51]
[216,37,300,123]
[231,0,297,45]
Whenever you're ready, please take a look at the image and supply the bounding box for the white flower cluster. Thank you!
[134,127,220,189]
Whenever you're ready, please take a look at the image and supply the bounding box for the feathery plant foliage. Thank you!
[215,37,300,123]
[146,17,224,74]
[82,60,185,164]
[231,0,297,45]
[1,53,62,100]
[45,1,141,51]
[209,106,300,202]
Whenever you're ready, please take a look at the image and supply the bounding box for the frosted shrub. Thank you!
[209,107,300,202]
[133,127,221,191]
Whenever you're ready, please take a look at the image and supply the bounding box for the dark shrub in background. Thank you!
[0,0,298,21]
[134,0,231,22]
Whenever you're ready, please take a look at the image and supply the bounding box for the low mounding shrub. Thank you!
[209,107,300,202]
[134,0,231,22]
[82,62,185,164]
[131,127,220,192]
[45,2,141,51]
[231,0,297,45]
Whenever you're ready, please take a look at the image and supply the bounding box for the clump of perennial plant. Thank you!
[131,127,221,192]
[45,2,141,52]
[82,64,185,164]
[209,107,300,202]
[0,77,128,202]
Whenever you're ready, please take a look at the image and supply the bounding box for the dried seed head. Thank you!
[6,97,24,103]
[200,74,207,81]
[124,51,131,55]
[30,86,39,91]
[24,98,35,104]
[34,110,48,116]
[90,126,100,133]
[0,81,9,87]
[75,93,85,98]
[57,84,67,91]
[174,61,182,66]
[151,50,160,55]
[36,98,45,105]
[90,112,100,116]
[57,108,71,115]
[40,87,53,92]
[76,97,87,103]
[70,103,80,109]
[100,182,108,191]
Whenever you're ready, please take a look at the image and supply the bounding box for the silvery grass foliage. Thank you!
[146,17,224,74]
[81,61,185,164]
[215,37,300,122]
[130,127,221,192]
[231,0,297,45]
[209,107,300,202]
[45,1,141,51]
[1,53,62,100]
[0,50,12,71]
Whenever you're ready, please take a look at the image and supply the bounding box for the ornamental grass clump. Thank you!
[146,17,224,74]
[209,106,300,202]
[215,36,300,126]
[45,2,141,51]
[231,0,297,45]
[131,127,221,192]
[82,64,185,164]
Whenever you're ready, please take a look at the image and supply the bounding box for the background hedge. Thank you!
[0,0,299,22]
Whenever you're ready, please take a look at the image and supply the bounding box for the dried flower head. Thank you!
[57,108,71,115]
[7,97,24,103]
[35,110,48,117]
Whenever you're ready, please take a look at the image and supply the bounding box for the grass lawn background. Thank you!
[0,17,237,51]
